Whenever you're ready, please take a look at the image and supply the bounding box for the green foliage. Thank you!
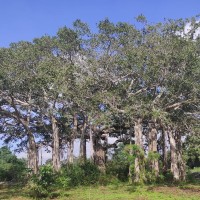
[26,164,56,198]
[123,144,146,184]
[98,174,121,186]
[136,14,147,23]
[26,164,70,198]
[0,146,27,182]
[145,152,163,183]
[33,164,55,188]
[147,151,160,162]
[106,145,129,182]
[55,172,71,189]
[185,133,200,168]
[62,161,100,186]
[124,144,145,161]
[163,170,174,183]
[1,15,200,189]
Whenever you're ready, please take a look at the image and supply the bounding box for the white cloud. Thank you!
[179,21,200,39]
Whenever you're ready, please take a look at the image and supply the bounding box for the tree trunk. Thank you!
[80,116,87,162]
[148,122,159,176]
[27,132,38,174]
[91,125,106,172]
[177,132,186,181]
[162,128,168,172]
[67,114,77,164]
[80,136,87,162]
[52,116,61,172]
[26,98,38,174]
[128,127,134,183]
[94,137,106,172]
[134,118,144,183]
[168,127,180,181]
[89,125,95,162]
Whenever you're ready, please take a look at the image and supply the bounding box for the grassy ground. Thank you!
[0,183,200,200]
[190,167,200,173]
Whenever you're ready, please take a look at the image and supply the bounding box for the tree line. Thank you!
[0,15,200,183]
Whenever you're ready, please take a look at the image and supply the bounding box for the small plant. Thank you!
[26,164,56,199]
[56,173,71,188]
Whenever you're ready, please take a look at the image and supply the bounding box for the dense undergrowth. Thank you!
[0,147,199,199]
[22,162,200,199]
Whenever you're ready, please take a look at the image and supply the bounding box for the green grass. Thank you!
[0,183,199,200]
[190,167,200,173]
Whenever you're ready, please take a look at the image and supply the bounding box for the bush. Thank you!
[56,174,71,189]
[0,146,27,182]
[80,161,100,184]
[62,161,100,186]
[26,164,56,199]
[162,170,174,183]
[106,160,129,182]
[106,144,129,182]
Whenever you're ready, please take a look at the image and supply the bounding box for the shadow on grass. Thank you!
[0,187,27,199]
[50,191,70,199]
[125,184,139,193]
[0,188,71,200]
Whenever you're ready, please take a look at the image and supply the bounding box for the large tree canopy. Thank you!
[0,16,199,182]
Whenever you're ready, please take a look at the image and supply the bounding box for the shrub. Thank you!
[106,144,129,182]
[80,161,100,184]
[62,161,100,186]
[106,160,129,182]
[26,164,56,199]
[0,146,27,182]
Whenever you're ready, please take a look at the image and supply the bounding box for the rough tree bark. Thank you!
[168,127,180,181]
[52,116,61,172]
[134,118,144,183]
[27,131,38,174]
[89,125,95,162]
[162,128,168,172]
[67,114,78,164]
[92,126,106,172]
[94,137,106,172]
[148,121,159,176]
[79,115,87,162]
[177,132,186,181]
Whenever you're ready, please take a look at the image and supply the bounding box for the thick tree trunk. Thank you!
[148,122,159,176]
[177,132,186,181]
[94,137,106,172]
[91,126,106,172]
[134,118,144,183]
[27,132,38,174]
[26,99,38,174]
[168,127,180,181]
[67,114,77,164]
[162,128,168,172]
[80,116,87,162]
[52,116,61,172]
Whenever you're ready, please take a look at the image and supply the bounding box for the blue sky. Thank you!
[0,0,199,47]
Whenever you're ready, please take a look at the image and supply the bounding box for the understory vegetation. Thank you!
[0,146,200,199]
